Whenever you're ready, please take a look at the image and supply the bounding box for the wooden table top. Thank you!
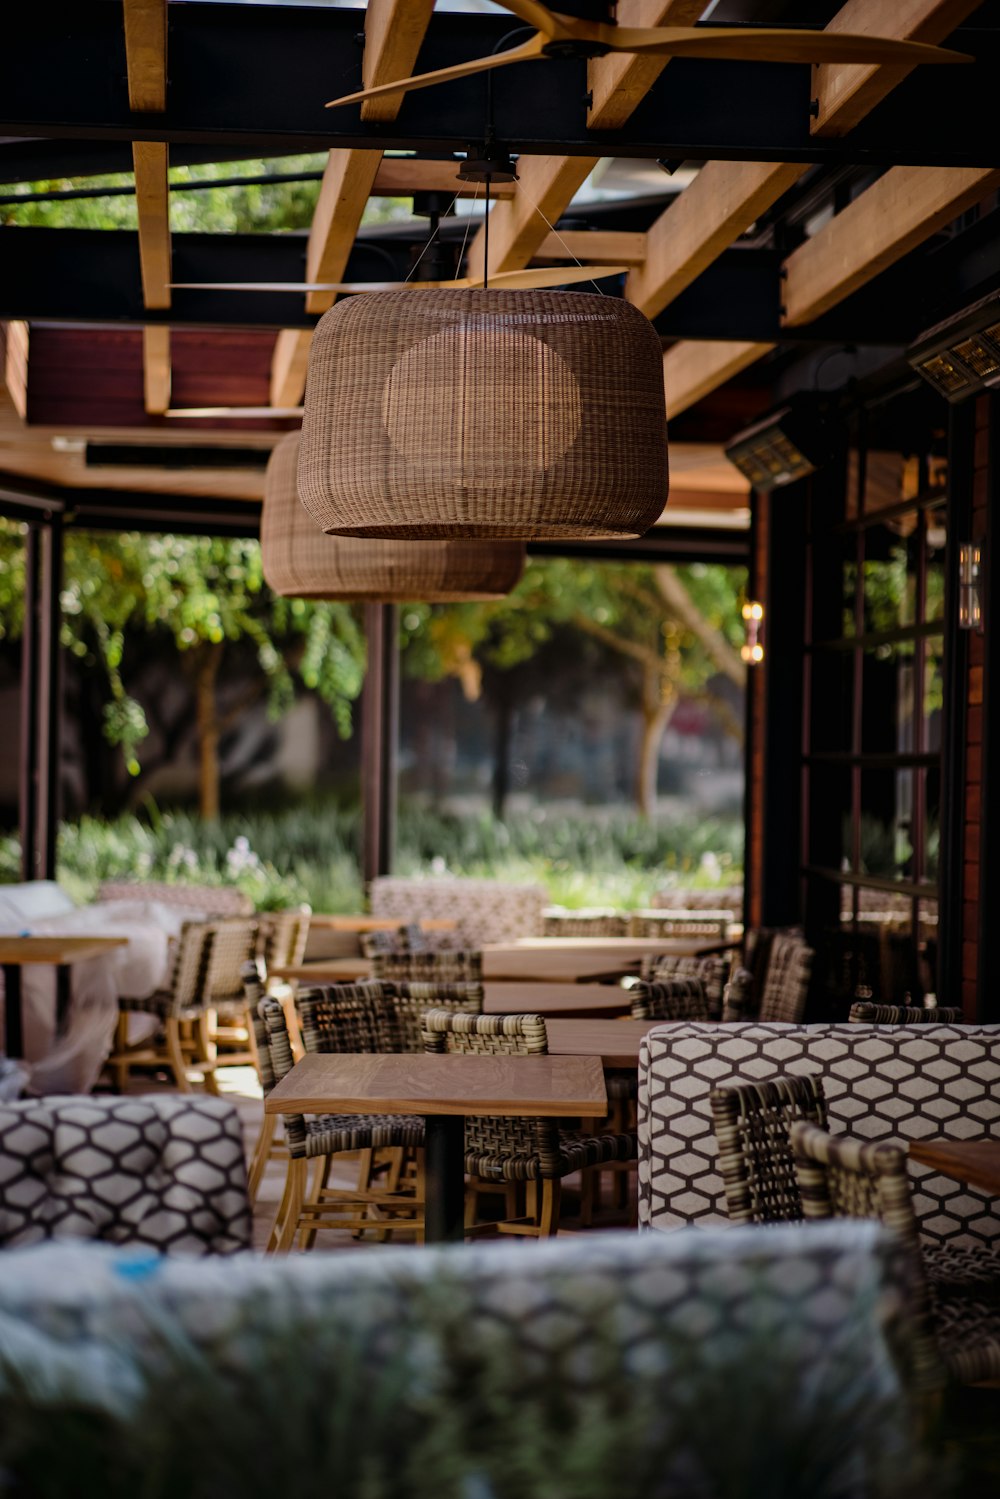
[908,1139,1000,1196]
[306,915,457,933]
[265,1052,608,1119]
[481,937,709,983]
[483,982,632,1016]
[0,936,129,965]
[271,958,372,982]
[544,1018,658,1067]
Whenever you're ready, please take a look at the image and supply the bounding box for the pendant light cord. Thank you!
[484,177,490,291]
[403,191,462,283]
[517,184,608,296]
[455,181,481,278]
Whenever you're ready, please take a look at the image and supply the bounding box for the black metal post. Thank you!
[423,1113,466,1244]
[361,602,399,887]
[3,965,23,1058]
[18,526,40,881]
[35,515,64,880]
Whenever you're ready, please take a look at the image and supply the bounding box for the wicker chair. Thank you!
[637,953,732,1018]
[758,933,815,1023]
[628,977,713,1023]
[107,919,218,1091]
[421,1009,636,1237]
[791,1121,1000,1390]
[709,1075,829,1226]
[259,907,311,971]
[361,924,430,958]
[629,910,731,943]
[542,907,629,938]
[258,994,426,1252]
[198,917,262,1073]
[243,960,287,1206]
[848,1002,966,1024]
[368,948,483,983]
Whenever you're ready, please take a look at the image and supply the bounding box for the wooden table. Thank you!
[0,936,128,1058]
[271,958,372,983]
[483,982,632,1018]
[265,1051,608,1243]
[908,1139,1000,1197]
[544,1018,658,1068]
[306,915,457,934]
[481,937,714,983]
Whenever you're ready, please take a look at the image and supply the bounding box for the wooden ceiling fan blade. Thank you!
[610,26,973,66]
[490,0,562,38]
[325,34,546,110]
[478,265,631,290]
[171,281,407,293]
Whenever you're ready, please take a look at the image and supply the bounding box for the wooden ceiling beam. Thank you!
[372,158,516,199]
[783,166,1000,326]
[811,0,981,137]
[532,230,647,265]
[124,0,171,413]
[662,342,774,421]
[587,1,708,129]
[270,3,437,408]
[627,161,808,320]
[360,0,436,123]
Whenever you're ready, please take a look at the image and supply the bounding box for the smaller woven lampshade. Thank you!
[298,289,669,540]
[261,433,525,601]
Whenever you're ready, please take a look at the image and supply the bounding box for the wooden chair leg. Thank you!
[415,1151,426,1245]
[538,1178,561,1237]
[272,1158,308,1254]
[193,1011,219,1094]
[525,1179,539,1224]
[301,1156,333,1250]
[164,1019,191,1092]
[247,1113,276,1206]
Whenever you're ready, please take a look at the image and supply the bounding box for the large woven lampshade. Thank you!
[261,433,525,601]
[298,289,669,540]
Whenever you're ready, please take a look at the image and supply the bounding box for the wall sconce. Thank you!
[958,542,984,632]
[741,601,765,663]
[908,292,1000,404]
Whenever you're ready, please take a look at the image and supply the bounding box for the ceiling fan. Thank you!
[172,265,630,294]
[325,0,972,111]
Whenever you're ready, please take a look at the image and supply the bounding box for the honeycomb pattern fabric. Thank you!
[640,1023,1000,1253]
[0,1096,250,1255]
[0,1220,917,1475]
[369,877,546,946]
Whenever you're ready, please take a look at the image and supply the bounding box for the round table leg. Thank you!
[423,1113,466,1244]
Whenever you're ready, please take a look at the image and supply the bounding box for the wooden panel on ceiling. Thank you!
[270,329,314,412]
[662,342,775,421]
[587,1,708,129]
[3,321,29,420]
[627,161,806,320]
[133,141,171,309]
[532,230,647,264]
[142,325,171,415]
[372,157,516,199]
[782,166,1000,326]
[812,0,980,137]
[304,150,385,316]
[123,0,167,112]
[360,0,436,123]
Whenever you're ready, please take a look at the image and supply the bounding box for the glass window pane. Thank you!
[924,766,941,883]
[861,642,916,755]
[809,649,854,753]
[924,507,947,624]
[924,639,944,754]
[862,517,919,634]
[807,764,853,873]
[860,769,914,881]
[863,450,921,514]
[918,899,940,1003]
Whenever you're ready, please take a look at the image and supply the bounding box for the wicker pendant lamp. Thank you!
[297,289,669,540]
[261,432,525,601]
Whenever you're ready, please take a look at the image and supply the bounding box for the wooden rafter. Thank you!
[271,0,435,408]
[360,0,436,123]
[662,342,773,421]
[627,162,807,321]
[532,230,647,265]
[783,166,1000,326]
[812,0,980,137]
[124,0,170,414]
[372,158,516,199]
[587,1,707,129]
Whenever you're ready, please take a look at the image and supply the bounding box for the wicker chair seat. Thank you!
[300,1112,426,1160]
[118,992,171,1016]
[934,1290,1000,1384]
[464,1128,635,1182]
[923,1242,1000,1297]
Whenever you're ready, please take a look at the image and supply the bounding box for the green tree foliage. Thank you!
[400,557,748,815]
[0,522,365,817]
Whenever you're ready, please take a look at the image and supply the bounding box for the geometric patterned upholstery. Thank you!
[0,1096,250,1254]
[369,876,546,945]
[97,881,253,916]
[640,1022,1000,1254]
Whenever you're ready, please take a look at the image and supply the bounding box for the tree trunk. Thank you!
[195,644,224,820]
[636,695,678,819]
